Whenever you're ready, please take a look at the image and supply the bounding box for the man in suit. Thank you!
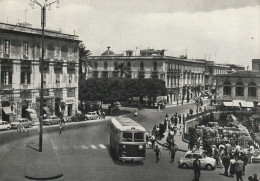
[193,155,201,181]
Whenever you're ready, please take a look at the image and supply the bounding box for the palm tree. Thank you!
[79,43,91,112]
[79,43,91,80]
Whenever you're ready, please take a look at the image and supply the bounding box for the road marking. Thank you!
[81,145,88,149]
[53,145,58,150]
[98,144,106,149]
[90,145,97,149]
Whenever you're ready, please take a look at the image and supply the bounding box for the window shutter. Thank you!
[27,72,31,84]
[8,71,12,84]
[21,72,25,84]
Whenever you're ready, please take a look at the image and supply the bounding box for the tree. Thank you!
[78,43,91,111]
[80,78,167,108]
[188,127,197,150]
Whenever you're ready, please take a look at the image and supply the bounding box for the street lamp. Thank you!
[29,0,60,152]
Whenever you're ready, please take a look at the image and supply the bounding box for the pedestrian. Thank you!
[235,157,244,181]
[248,144,255,164]
[240,152,248,175]
[225,142,232,155]
[170,116,174,125]
[154,145,161,163]
[222,151,230,176]
[196,137,201,151]
[151,134,155,149]
[229,151,236,177]
[174,117,178,126]
[179,126,182,135]
[193,155,201,181]
[59,122,63,134]
[182,114,185,124]
[178,114,181,124]
[165,113,168,119]
[17,123,22,132]
[252,174,259,181]
[169,146,177,163]
[22,125,26,133]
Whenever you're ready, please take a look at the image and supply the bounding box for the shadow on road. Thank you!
[106,144,144,167]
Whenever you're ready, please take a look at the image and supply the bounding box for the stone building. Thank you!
[0,22,80,122]
[87,47,206,104]
[216,71,260,103]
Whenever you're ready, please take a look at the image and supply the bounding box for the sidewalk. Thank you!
[166,98,209,108]
[156,123,188,152]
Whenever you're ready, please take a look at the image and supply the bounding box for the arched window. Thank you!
[94,62,98,69]
[140,62,144,71]
[104,61,108,70]
[153,62,158,71]
[223,81,231,96]
[248,82,256,97]
[127,62,131,72]
[114,62,118,70]
[236,81,244,96]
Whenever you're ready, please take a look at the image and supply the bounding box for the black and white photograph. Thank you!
[0,0,260,180]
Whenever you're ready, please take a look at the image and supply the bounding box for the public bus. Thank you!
[110,117,147,162]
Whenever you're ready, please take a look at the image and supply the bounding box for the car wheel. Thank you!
[181,163,188,169]
[205,164,213,170]
[7,127,10,130]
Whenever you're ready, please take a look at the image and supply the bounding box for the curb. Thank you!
[24,134,64,180]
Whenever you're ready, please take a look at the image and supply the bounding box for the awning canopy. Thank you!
[43,107,50,113]
[2,107,13,115]
[223,102,233,107]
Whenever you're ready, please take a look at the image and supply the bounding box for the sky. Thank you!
[1,0,260,68]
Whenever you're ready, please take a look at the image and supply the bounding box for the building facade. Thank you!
[216,71,260,103]
[0,22,80,122]
[87,48,206,104]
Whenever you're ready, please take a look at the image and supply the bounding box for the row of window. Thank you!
[223,81,257,97]
[94,62,156,71]
[2,40,77,58]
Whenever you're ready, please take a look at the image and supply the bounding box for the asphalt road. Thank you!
[0,99,259,180]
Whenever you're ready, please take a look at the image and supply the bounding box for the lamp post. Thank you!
[29,0,60,152]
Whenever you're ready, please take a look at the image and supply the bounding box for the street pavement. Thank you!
[0,99,259,180]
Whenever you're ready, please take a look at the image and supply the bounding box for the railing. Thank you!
[0,23,79,40]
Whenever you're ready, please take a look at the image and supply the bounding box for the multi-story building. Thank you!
[252,59,260,71]
[87,47,206,104]
[0,22,80,122]
[216,60,259,104]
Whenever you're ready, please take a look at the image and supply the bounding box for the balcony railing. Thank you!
[151,71,158,79]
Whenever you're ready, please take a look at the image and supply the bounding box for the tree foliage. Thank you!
[80,78,167,104]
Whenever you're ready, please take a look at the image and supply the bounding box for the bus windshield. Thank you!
[123,132,132,142]
[134,133,144,142]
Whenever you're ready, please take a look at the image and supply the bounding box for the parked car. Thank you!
[0,121,11,131]
[43,116,61,125]
[252,149,260,163]
[10,118,32,129]
[69,113,89,122]
[85,112,99,120]
[178,151,216,170]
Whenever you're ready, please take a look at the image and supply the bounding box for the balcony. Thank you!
[0,84,12,90]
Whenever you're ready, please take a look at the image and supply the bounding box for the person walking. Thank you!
[241,152,248,175]
[222,151,230,176]
[235,157,244,181]
[154,145,161,163]
[59,122,63,134]
[151,134,155,149]
[169,146,177,163]
[182,114,185,124]
[193,156,201,181]
[196,137,201,151]
[178,114,181,124]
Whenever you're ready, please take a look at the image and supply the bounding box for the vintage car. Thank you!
[252,149,260,163]
[43,116,61,125]
[178,151,216,170]
[85,112,99,120]
[0,121,11,131]
[10,118,32,129]
[68,113,89,122]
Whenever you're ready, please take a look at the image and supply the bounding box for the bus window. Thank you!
[123,132,132,142]
[134,133,144,142]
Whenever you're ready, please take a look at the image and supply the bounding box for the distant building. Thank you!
[216,71,260,103]
[87,47,206,104]
[252,59,260,71]
[0,22,80,122]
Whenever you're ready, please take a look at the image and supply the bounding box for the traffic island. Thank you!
[24,134,63,180]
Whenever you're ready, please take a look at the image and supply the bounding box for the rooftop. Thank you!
[217,70,260,77]
[0,22,79,41]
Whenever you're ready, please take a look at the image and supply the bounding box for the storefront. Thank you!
[0,93,20,122]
